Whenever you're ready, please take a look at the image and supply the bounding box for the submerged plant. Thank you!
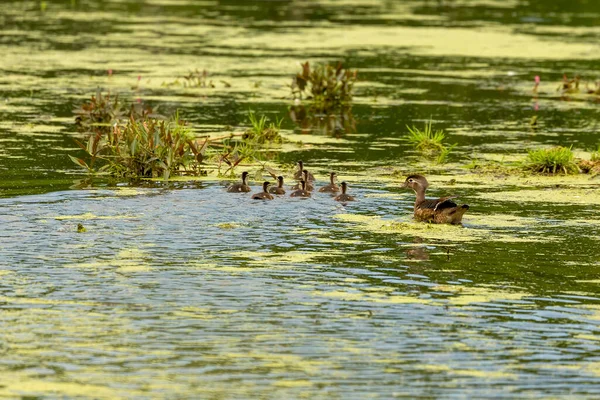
[291,61,357,111]
[405,119,455,164]
[524,146,579,174]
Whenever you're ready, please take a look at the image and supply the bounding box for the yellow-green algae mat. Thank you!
[334,213,561,243]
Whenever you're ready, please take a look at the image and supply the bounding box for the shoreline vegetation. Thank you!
[69,66,600,182]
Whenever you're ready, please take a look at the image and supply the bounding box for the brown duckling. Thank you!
[269,176,286,195]
[291,170,314,191]
[319,172,340,193]
[252,182,274,200]
[290,180,311,198]
[293,160,315,181]
[334,181,355,202]
[227,171,251,193]
[402,174,468,224]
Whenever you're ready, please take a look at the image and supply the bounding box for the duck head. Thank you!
[402,174,429,191]
[262,181,271,192]
[277,176,284,187]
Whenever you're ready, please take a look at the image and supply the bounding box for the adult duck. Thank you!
[402,174,468,224]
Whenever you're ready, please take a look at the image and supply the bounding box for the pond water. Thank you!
[1,0,600,398]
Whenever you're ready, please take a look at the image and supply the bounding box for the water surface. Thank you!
[1,0,600,398]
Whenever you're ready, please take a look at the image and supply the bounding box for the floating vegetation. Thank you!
[406,119,455,164]
[291,61,357,111]
[71,112,201,180]
[523,146,579,175]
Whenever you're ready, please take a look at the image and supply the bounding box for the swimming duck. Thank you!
[227,171,251,193]
[292,170,314,191]
[293,160,315,181]
[290,180,311,198]
[319,172,340,193]
[252,181,274,200]
[402,174,469,224]
[334,181,355,202]
[269,176,286,195]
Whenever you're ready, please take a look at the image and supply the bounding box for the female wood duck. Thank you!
[334,181,355,202]
[252,181,274,200]
[292,170,314,191]
[290,180,311,198]
[293,160,315,181]
[227,171,251,193]
[319,172,340,193]
[402,174,468,224]
[269,176,286,195]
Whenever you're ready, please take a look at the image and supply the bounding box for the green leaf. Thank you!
[68,155,89,169]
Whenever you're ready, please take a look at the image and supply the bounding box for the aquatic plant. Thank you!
[242,112,282,144]
[405,119,455,163]
[291,61,357,111]
[591,145,600,162]
[74,89,155,135]
[577,145,600,174]
[71,113,200,180]
[524,146,579,174]
[162,69,232,88]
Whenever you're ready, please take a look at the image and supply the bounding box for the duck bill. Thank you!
[401,182,409,189]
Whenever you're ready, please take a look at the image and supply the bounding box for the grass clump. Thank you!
[242,112,282,144]
[405,119,455,164]
[71,113,201,180]
[291,61,357,111]
[523,146,579,174]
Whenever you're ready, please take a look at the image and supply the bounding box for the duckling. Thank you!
[293,160,315,181]
[269,176,286,195]
[402,174,469,224]
[227,171,251,193]
[290,180,311,198]
[334,182,355,202]
[319,172,340,193]
[291,170,314,191]
[252,181,274,200]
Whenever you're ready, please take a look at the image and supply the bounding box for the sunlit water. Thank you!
[1,0,600,398]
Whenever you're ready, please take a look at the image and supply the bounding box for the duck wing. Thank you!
[432,196,458,211]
